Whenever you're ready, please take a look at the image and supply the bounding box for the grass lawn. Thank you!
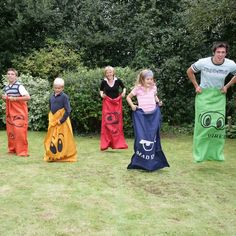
[0,131,235,236]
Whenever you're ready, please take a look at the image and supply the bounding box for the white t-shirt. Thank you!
[191,57,236,89]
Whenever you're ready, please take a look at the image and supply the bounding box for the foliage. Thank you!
[1,0,236,126]
[12,39,81,81]
[0,0,64,75]
[1,74,50,130]
[226,116,236,139]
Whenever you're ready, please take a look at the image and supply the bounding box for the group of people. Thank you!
[2,41,236,171]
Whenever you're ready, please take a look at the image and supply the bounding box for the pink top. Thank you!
[131,85,157,112]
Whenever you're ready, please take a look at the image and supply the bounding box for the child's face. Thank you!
[144,77,154,87]
[7,70,17,84]
[105,69,114,80]
[53,85,64,95]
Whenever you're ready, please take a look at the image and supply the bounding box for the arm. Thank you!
[155,95,163,106]
[186,67,202,93]
[126,92,137,111]
[119,79,126,97]
[100,90,106,98]
[59,95,71,124]
[5,95,30,101]
[121,88,126,97]
[100,80,106,98]
[19,95,30,101]
[221,75,236,93]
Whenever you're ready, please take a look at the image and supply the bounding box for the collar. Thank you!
[54,91,63,97]
[104,77,118,82]
[211,57,225,66]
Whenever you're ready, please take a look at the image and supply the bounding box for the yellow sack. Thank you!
[44,108,77,162]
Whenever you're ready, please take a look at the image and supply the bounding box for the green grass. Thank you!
[0,131,235,236]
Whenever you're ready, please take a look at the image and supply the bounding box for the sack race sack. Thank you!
[127,107,169,171]
[6,100,29,156]
[44,108,77,162]
[193,88,226,162]
[100,95,128,151]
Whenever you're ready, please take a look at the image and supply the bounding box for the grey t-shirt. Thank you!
[191,57,236,89]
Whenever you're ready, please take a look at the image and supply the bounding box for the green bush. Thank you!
[12,39,81,82]
[1,74,50,131]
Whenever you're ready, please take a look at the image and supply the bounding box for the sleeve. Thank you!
[130,86,138,96]
[19,85,29,96]
[154,86,157,95]
[100,80,105,91]
[49,97,52,111]
[118,79,125,89]
[59,94,71,124]
[191,59,204,73]
[230,61,236,75]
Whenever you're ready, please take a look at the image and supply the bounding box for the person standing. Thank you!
[44,78,77,162]
[2,68,30,156]
[99,66,128,151]
[126,69,169,171]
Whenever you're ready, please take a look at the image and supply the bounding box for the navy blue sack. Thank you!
[127,106,169,171]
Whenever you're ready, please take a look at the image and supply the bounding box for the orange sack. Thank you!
[44,108,77,162]
[6,99,29,156]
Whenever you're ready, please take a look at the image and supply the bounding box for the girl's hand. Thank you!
[121,92,126,98]
[101,93,106,98]
[158,100,163,106]
[131,105,137,111]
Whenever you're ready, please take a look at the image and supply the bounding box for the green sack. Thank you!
[193,88,226,162]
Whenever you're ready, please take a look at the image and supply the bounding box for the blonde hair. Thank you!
[104,66,115,78]
[135,69,154,86]
[7,68,18,77]
[53,77,64,86]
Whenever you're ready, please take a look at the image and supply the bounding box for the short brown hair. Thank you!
[212,42,229,54]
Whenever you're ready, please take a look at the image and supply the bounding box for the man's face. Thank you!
[7,70,17,84]
[213,47,227,64]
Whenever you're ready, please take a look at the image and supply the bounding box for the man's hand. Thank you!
[195,86,202,94]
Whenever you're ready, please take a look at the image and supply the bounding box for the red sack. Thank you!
[100,95,128,151]
[6,100,29,156]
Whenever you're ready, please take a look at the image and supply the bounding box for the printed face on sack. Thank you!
[48,133,65,161]
[139,138,156,152]
[105,112,120,135]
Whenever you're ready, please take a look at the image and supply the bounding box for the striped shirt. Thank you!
[131,85,157,112]
[4,81,29,97]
